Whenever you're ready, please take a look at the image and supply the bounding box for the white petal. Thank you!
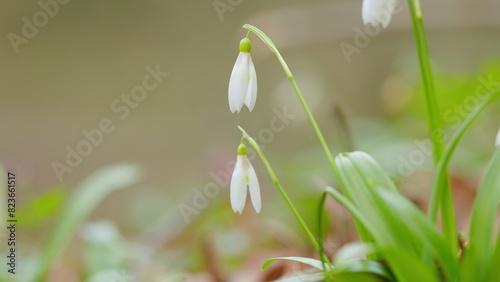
[496,128,500,147]
[246,160,261,213]
[362,0,395,28]
[244,55,258,112]
[230,156,247,213]
[228,53,250,113]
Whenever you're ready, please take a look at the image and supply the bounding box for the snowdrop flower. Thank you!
[228,38,257,113]
[230,143,261,213]
[362,0,397,28]
[496,128,500,147]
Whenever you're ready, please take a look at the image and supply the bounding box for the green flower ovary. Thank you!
[239,38,252,53]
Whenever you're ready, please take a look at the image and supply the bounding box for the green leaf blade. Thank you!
[34,163,142,281]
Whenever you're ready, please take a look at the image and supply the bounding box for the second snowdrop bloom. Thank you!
[230,143,261,213]
[228,38,257,113]
[362,0,397,28]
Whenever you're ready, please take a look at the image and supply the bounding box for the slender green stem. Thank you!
[242,24,340,179]
[317,192,328,269]
[242,24,292,79]
[429,89,500,222]
[241,25,352,265]
[407,0,443,162]
[407,0,456,252]
[238,126,330,264]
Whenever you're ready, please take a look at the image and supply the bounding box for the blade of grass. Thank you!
[328,273,384,282]
[407,0,457,252]
[348,151,397,192]
[488,231,500,281]
[380,247,440,282]
[334,152,434,281]
[317,188,376,266]
[322,185,381,261]
[322,187,375,235]
[331,260,395,281]
[262,257,326,271]
[344,153,436,271]
[335,152,459,280]
[462,148,500,281]
[335,155,395,242]
[407,0,444,163]
[274,271,324,282]
[336,153,411,248]
[377,190,459,281]
[317,191,330,269]
[34,163,142,281]
[333,242,375,265]
[428,87,500,232]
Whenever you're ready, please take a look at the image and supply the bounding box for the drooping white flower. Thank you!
[362,0,397,28]
[230,143,261,213]
[228,38,257,113]
[496,128,500,147]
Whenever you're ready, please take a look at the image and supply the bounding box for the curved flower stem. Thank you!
[407,0,456,252]
[238,126,331,265]
[242,25,344,266]
[242,24,340,179]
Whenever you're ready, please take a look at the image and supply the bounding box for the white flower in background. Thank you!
[362,0,397,28]
[496,128,500,147]
[230,143,261,213]
[228,38,257,113]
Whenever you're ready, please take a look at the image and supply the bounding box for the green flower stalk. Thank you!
[241,24,340,179]
[238,126,323,254]
[407,0,457,252]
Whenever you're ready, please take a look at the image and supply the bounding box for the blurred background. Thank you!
[1,0,500,281]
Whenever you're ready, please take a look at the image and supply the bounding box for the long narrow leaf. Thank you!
[262,257,325,271]
[335,152,459,280]
[332,260,395,281]
[380,247,440,282]
[488,231,500,281]
[337,153,417,251]
[317,192,329,269]
[321,187,378,261]
[429,88,500,224]
[377,190,459,280]
[428,88,500,254]
[34,163,142,281]
[335,153,397,246]
[462,148,500,281]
